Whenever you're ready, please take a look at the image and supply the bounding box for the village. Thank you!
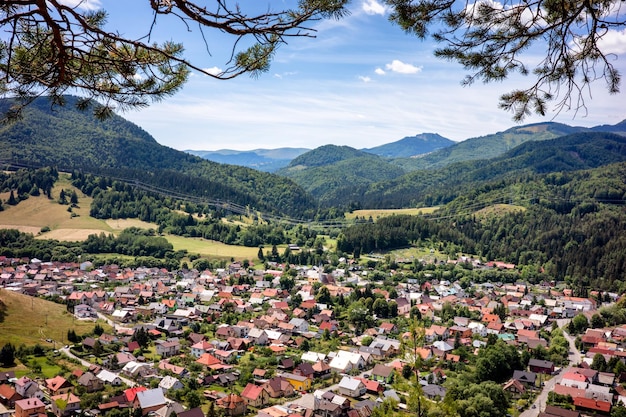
[1,255,626,417]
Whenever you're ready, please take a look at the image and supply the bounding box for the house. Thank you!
[338,377,366,398]
[0,384,22,408]
[289,318,309,333]
[422,384,446,401]
[15,376,44,399]
[542,405,580,417]
[15,398,46,417]
[561,372,588,389]
[47,376,74,396]
[190,341,213,358]
[371,364,394,384]
[355,378,384,395]
[216,393,247,417]
[263,377,295,398]
[503,379,526,398]
[512,370,537,387]
[241,384,270,407]
[329,351,365,373]
[0,403,10,417]
[77,372,104,392]
[135,389,168,415]
[177,408,204,417]
[425,325,449,343]
[528,359,554,374]
[158,376,184,393]
[155,339,181,358]
[312,361,331,379]
[279,373,311,392]
[50,393,81,417]
[144,399,180,417]
[96,370,123,386]
[248,328,269,345]
[572,397,611,415]
[378,323,397,334]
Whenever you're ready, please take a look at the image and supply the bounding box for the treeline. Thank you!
[336,214,473,257]
[72,172,324,248]
[0,228,182,270]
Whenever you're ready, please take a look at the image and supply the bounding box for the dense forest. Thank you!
[337,162,626,292]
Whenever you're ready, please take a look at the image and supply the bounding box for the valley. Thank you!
[0,97,626,417]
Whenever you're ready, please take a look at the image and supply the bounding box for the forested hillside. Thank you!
[394,122,589,171]
[338,161,626,292]
[0,96,316,218]
[336,132,626,209]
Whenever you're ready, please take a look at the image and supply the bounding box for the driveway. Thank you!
[60,346,136,387]
[519,326,580,417]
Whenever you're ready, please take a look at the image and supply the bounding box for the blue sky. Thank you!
[81,1,626,150]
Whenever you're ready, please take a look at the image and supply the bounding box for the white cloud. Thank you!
[599,28,626,55]
[202,67,223,76]
[358,76,372,83]
[375,68,386,75]
[385,60,422,74]
[59,0,101,10]
[362,0,387,15]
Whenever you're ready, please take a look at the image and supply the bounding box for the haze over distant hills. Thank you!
[187,121,625,173]
[186,133,456,172]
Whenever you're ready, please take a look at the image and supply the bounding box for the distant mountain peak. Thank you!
[363,133,455,158]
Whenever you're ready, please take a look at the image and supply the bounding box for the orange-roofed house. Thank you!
[45,376,73,396]
[51,392,81,417]
[196,353,221,367]
[482,313,501,324]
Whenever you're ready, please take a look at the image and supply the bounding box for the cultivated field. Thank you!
[0,290,107,346]
[105,218,159,232]
[165,235,260,260]
[345,207,439,220]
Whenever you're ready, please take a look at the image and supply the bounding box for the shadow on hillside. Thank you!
[0,299,6,323]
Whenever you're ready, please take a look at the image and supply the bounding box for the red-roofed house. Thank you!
[124,386,147,403]
[241,384,270,407]
[573,397,611,414]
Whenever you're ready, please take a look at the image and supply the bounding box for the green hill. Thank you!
[363,133,455,158]
[0,96,316,218]
[277,145,405,204]
[395,122,588,171]
[350,131,626,209]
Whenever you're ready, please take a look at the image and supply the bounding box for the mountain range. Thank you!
[1,95,625,217]
[186,133,456,172]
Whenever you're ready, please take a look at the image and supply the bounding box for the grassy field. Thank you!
[0,290,107,346]
[165,235,260,260]
[474,203,526,219]
[0,174,112,240]
[345,207,439,220]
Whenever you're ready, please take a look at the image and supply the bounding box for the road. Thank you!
[60,346,136,387]
[519,325,581,417]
